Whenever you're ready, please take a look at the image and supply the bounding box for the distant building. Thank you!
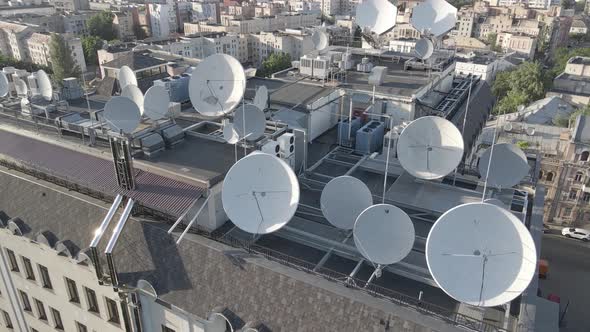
[569,19,587,35]
[0,4,55,17]
[190,0,220,23]
[47,0,89,11]
[62,12,93,36]
[388,38,416,54]
[497,32,537,59]
[26,32,87,73]
[0,21,36,61]
[249,30,312,66]
[113,11,135,40]
[450,8,476,38]
[549,56,590,107]
[148,3,178,38]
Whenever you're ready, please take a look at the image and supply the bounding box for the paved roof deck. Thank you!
[246,77,335,111]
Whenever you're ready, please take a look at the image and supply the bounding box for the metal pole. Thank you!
[348,96,353,141]
[176,196,211,244]
[453,75,473,185]
[382,115,393,203]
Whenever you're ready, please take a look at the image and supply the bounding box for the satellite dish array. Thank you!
[409,0,458,60]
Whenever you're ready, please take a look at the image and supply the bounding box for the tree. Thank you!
[0,54,52,73]
[81,36,103,66]
[561,0,575,9]
[133,24,147,40]
[49,34,80,85]
[492,62,546,115]
[494,90,528,115]
[256,53,292,78]
[352,26,362,48]
[87,11,116,41]
[492,70,512,99]
[517,141,530,149]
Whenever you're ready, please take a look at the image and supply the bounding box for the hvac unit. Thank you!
[312,56,330,79]
[355,120,385,154]
[27,74,39,96]
[300,56,313,76]
[261,140,281,157]
[278,133,295,157]
[160,124,185,147]
[337,116,362,147]
[140,133,165,157]
[341,52,354,70]
[356,57,373,73]
[283,153,296,170]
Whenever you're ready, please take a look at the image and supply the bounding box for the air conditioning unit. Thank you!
[261,140,281,157]
[283,153,296,170]
[277,133,295,157]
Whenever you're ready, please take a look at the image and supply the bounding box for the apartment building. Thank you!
[0,21,36,61]
[27,32,87,73]
[249,30,312,66]
[113,11,135,40]
[190,0,220,23]
[496,31,537,58]
[474,13,513,39]
[228,12,319,34]
[451,8,476,38]
[570,20,588,35]
[63,12,93,36]
[47,0,90,11]
[149,3,178,38]
[549,56,590,107]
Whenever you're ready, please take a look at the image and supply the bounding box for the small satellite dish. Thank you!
[478,143,529,188]
[410,0,458,37]
[253,85,269,111]
[0,72,8,97]
[233,104,266,141]
[14,78,28,96]
[368,66,387,86]
[415,38,434,60]
[222,151,300,234]
[20,97,29,109]
[36,70,52,101]
[103,96,141,134]
[356,0,398,35]
[426,202,537,307]
[143,85,170,120]
[526,127,535,136]
[354,204,415,265]
[311,29,329,52]
[223,122,239,144]
[503,123,513,132]
[397,116,464,180]
[117,66,137,90]
[320,176,373,230]
[189,54,246,117]
[121,84,144,115]
[517,105,525,112]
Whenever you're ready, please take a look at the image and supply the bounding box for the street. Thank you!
[539,232,590,332]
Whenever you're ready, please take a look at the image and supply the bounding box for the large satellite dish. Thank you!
[253,85,269,111]
[222,151,300,234]
[354,204,415,265]
[415,38,434,60]
[121,84,144,115]
[234,104,266,141]
[117,66,137,90]
[0,72,8,97]
[14,78,27,96]
[143,85,170,120]
[426,202,536,307]
[320,176,373,230]
[478,143,529,188]
[397,116,464,180]
[103,96,141,134]
[311,29,329,52]
[36,70,52,101]
[356,0,398,35]
[410,0,458,37]
[189,54,246,117]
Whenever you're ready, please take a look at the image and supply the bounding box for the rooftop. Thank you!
[573,115,590,144]
[569,56,590,65]
[101,50,168,71]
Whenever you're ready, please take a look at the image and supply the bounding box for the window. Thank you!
[162,326,176,332]
[575,172,584,182]
[84,287,99,313]
[34,298,47,321]
[76,322,88,332]
[22,257,35,281]
[38,265,52,289]
[546,172,554,182]
[569,189,578,200]
[2,310,12,329]
[584,192,590,203]
[6,249,19,272]
[50,308,63,330]
[581,151,589,162]
[106,298,120,324]
[19,290,32,312]
[65,278,80,303]
[563,207,573,217]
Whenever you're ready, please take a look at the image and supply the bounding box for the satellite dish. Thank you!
[117,66,137,90]
[397,116,464,180]
[189,54,246,117]
[14,78,27,96]
[526,127,535,136]
[517,105,525,112]
[478,143,529,188]
[354,204,415,265]
[223,122,239,144]
[0,72,8,97]
[356,0,398,35]
[426,202,537,307]
[253,85,268,111]
[121,84,144,115]
[320,176,373,230]
[415,38,434,60]
[20,97,29,109]
[103,96,141,134]
[143,85,170,120]
[410,0,458,37]
[483,198,507,209]
[311,29,329,52]
[368,66,387,86]
[234,104,266,141]
[36,70,52,101]
[221,151,300,234]
[503,123,513,132]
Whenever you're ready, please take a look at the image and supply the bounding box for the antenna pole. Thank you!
[453,74,473,185]
[176,195,211,244]
[382,115,393,203]
[348,96,353,141]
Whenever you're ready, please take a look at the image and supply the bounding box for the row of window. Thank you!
[5,248,121,325]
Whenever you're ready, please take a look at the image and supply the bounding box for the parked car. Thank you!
[561,227,590,241]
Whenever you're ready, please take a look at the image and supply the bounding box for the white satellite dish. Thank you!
[478,143,529,188]
[14,78,27,96]
[354,204,415,265]
[233,104,266,141]
[483,198,507,209]
[311,29,329,52]
[189,54,246,117]
[415,38,434,60]
[223,122,239,144]
[517,105,525,112]
[426,202,537,307]
[526,127,535,136]
[117,66,137,90]
[503,123,513,132]
[320,176,373,230]
[36,70,52,101]
[103,96,141,134]
[356,0,398,35]
[410,0,458,37]
[397,116,464,180]
[143,85,170,120]
[222,151,300,234]
[0,72,8,97]
[121,84,144,115]
[253,85,269,111]
[20,97,29,109]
